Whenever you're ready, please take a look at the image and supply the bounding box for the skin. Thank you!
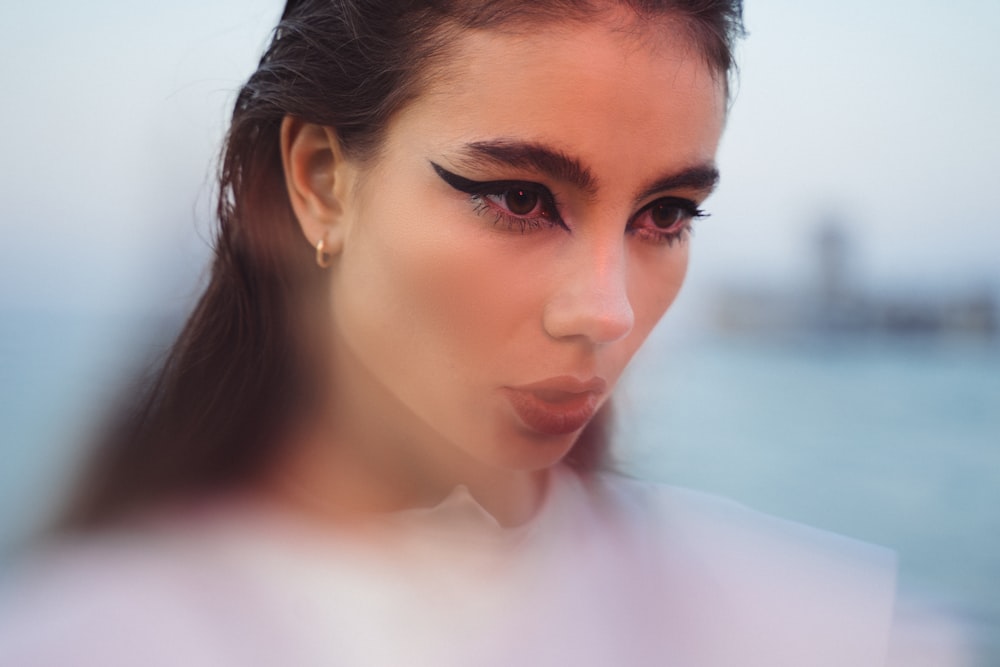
[277,16,726,526]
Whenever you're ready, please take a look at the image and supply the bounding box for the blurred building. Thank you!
[712,217,998,341]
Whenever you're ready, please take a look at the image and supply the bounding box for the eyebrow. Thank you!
[450,138,719,203]
[635,165,720,203]
[452,139,599,197]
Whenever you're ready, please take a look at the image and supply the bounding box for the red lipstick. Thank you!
[503,376,606,436]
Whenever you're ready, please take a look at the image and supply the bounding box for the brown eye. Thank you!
[504,189,540,216]
[629,197,705,246]
[650,201,684,229]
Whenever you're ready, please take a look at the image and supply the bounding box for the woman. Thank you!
[0,1,897,665]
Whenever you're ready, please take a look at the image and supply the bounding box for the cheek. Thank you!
[625,245,690,350]
[330,196,542,395]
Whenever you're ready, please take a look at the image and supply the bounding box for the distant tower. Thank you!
[815,215,851,305]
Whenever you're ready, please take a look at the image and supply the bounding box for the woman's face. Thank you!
[322,19,726,475]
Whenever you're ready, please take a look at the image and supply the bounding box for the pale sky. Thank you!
[1,1,998,318]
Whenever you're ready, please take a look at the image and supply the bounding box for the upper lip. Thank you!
[507,375,607,397]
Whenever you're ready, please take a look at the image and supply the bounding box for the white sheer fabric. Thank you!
[0,466,897,666]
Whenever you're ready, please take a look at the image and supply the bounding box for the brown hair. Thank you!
[59,0,744,531]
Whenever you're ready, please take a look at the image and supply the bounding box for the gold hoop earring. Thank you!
[315,238,333,269]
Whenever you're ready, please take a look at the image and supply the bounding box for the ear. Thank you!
[280,116,356,257]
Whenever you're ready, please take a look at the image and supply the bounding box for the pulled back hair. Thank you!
[59,0,744,531]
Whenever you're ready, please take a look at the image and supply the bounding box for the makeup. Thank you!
[502,377,606,436]
[431,162,565,232]
[432,160,706,245]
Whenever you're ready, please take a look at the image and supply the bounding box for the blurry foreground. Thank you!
[1,293,998,664]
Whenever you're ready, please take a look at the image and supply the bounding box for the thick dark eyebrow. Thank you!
[450,139,599,197]
[635,166,720,204]
[449,138,719,204]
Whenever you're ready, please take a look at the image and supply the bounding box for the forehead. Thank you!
[381,18,726,189]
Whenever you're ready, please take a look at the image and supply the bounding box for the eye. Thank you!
[484,188,549,218]
[431,162,567,232]
[475,186,561,232]
[629,196,707,246]
[650,200,687,230]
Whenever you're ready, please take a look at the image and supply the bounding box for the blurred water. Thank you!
[619,329,1000,664]
[0,308,179,544]
[1,309,998,662]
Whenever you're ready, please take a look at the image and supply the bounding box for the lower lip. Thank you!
[502,388,600,436]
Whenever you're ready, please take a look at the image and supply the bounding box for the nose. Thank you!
[543,239,635,345]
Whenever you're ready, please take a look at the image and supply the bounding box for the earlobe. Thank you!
[280,116,353,257]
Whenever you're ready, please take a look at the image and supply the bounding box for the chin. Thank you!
[479,425,582,472]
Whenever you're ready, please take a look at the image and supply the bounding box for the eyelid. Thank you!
[431,161,566,227]
[432,162,555,198]
[630,196,704,223]
[640,191,705,208]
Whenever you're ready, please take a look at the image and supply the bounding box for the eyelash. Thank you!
[431,163,708,246]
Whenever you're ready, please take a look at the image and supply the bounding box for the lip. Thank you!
[503,376,607,436]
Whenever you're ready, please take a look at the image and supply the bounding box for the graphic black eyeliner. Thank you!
[634,197,708,223]
[431,162,554,199]
[431,161,704,244]
[431,162,567,230]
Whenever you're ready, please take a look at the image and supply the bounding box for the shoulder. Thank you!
[568,469,898,666]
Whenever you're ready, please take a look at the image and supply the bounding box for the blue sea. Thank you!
[2,308,998,664]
